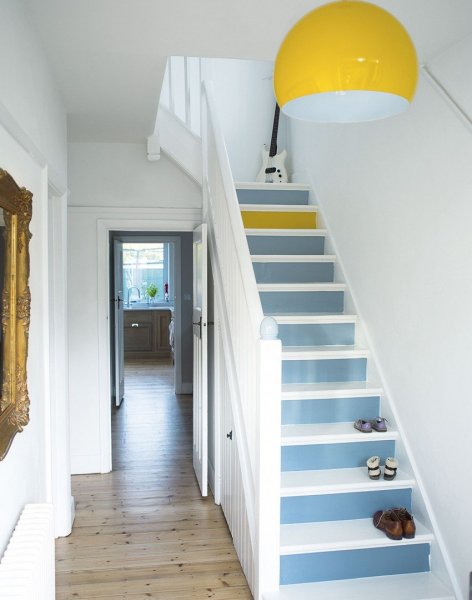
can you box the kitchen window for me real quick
[123,242,173,304]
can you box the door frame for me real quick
[48,188,74,537]
[96,214,200,473]
[192,223,208,497]
[110,233,182,398]
[112,239,125,407]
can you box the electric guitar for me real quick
[256,103,288,184]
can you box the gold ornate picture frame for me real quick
[0,169,32,460]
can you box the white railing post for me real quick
[256,317,282,600]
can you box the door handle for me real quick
[193,319,209,327]
[131,323,139,328]
[226,430,233,440]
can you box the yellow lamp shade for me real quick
[274,1,418,122]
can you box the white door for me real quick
[114,240,125,407]
[193,224,208,496]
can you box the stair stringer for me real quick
[297,172,460,599]
[156,104,203,185]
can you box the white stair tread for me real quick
[251,254,336,262]
[281,467,415,497]
[281,422,398,446]
[272,313,357,324]
[235,181,310,191]
[282,345,368,360]
[280,518,432,555]
[282,381,383,400]
[245,228,327,236]
[258,283,346,292]
[263,573,454,600]
[240,204,317,212]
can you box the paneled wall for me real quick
[212,299,254,592]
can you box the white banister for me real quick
[202,81,263,333]
[202,79,282,599]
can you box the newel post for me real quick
[255,317,282,599]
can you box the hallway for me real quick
[55,360,251,599]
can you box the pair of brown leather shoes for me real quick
[373,508,416,540]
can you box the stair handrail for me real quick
[202,80,264,333]
[202,80,282,599]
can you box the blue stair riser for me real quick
[280,544,431,585]
[253,262,334,284]
[282,358,367,384]
[282,396,380,425]
[260,291,344,314]
[282,440,396,471]
[237,188,309,205]
[247,235,325,256]
[278,323,355,346]
[281,489,412,524]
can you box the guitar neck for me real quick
[269,104,280,158]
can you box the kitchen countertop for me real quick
[124,304,174,312]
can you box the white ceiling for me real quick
[23,0,472,143]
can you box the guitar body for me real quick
[256,146,288,184]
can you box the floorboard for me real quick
[56,359,252,599]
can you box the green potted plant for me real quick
[146,283,158,304]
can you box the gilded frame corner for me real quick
[0,169,32,461]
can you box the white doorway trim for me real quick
[95,209,201,473]
[48,188,73,537]
[192,224,208,497]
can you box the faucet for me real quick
[127,286,141,307]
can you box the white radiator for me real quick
[0,504,55,599]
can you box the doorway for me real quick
[109,231,195,462]
[111,236,177,408]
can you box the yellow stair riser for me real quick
[241,211,317,229]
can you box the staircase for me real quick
[235,183,455,600]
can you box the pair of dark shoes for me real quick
[373,507,416,540]
[354,417,388,433]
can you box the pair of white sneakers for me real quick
[367,456,398,480]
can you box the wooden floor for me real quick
[56,359,252,599]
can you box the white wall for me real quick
[289,57,472,598]
[68,143,202,208]
[0,127,48,553]
[68,143,202,474]
[0,1,67,188]
[207,59,289,182]
[0,1,68,552]
[426,33,472,121]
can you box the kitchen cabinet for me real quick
[124,308,172,359]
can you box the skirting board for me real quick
[208,461,216,499]
[71,454,105,475]
[178,382,193,394]
[70,495,76,530]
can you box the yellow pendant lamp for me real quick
[274,1,418,122]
